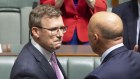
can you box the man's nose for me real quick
[57,29,64,37]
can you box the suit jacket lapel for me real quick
[39,58,57,79]
[28,42,57,79]
[102,46,127,64]
[63,0,77,13]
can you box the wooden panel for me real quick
[0,52,98,56]
[56,45,98,56]
[56,52,98,57]
[111,0,119,7]
[0,52,16,56]
[0,45,99,57]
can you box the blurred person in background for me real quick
[40,0,107,44]
[112,0,140,52]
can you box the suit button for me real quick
[74,15,79,19]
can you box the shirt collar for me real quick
[138,1,140,17]
[100,43,124,63]
[31,38,52,61]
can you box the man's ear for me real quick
[32,27,39,38]
[94,33,99,40]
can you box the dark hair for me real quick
[29,4,62,35]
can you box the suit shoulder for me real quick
[112,1,131,12]
[12,43,39,71]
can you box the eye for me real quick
[60,27,65,30]
[60,26,67,30]
[47,27,58,31]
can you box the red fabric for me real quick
[40,0,55,5]
[40,0,107,42]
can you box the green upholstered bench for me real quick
[0,56,100,79]
[0,56,16,79]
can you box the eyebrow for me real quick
[46,26,66,29]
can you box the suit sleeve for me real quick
[12,75,37,79]
[112,6,119,14]
[112,6,123,18]
[11,72,39,79]
[85,74,101,79]
[10,66,43,79]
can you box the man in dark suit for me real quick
[10,4,67,79]
[85,12,140,79]
[112,0,140,52]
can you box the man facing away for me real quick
[85,11,140,79]
[10,4,67,79]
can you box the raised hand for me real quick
[55,0,64,8]
[133,44,139,52]
[86,0,96,10]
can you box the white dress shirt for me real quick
[136,2,140,45]
[100,43,124,63]
[31,39,52,63]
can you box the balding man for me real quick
[85,12,140,79]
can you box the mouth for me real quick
[56,41,62,45]
[54,40,62,48]
[54,39,62,43]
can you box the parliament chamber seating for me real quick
[0,55,100,79]
[0,0,38,53]
[0,45,100,79]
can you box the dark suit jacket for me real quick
[112,1,140,51]
[10,42,67,79]
[85,46,140,79]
